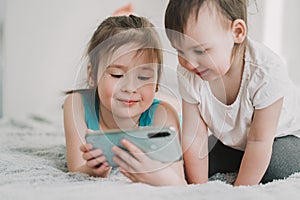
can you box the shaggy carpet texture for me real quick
[1,114,299,200]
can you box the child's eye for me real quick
[176,49,184,55]
[194,50,206,55]
[138,76,151,81]
[111,74,123,78]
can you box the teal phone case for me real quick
[85,126,182,167]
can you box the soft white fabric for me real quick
[1,114,300,200]
[178,38,300,151]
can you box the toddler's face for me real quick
[172,3,234,81]
[97,48,158,119]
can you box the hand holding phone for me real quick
[85,126,182,167]
[79,143,111,177]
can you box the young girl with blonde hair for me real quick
[64,15,184,185]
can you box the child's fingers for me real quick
[119,167,137,182]
[86,155,107,168]
[85,129,95,134]
[112,145,140,166]
[112,155,136,173]
[121,139,146,162]
[82,149,103,160]
[80,143,93,152]
[93,163,110,175]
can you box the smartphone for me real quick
[85,126,182,167]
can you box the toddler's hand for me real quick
[112,139,179,186]
[80,143,111,177]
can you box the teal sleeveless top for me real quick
[79,90,161,130]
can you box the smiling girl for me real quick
[63,15,183,183]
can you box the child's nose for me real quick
[121,75,137,93]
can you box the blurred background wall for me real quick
[0,0,4,117]
[1,0,169,117]
[0,0,299,117]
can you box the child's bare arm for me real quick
[182,100,209,184]
[153,101,186,183]
[64,93,110,177]
[234,98,283,186]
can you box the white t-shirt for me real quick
[178,38,300,151]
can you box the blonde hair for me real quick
[87,15,163,89]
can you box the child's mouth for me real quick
[195,68,209,78]
[118,99,139,106]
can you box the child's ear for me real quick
[87,64,96,87]
[231,19,247,44]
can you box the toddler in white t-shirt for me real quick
[165,0,300,186]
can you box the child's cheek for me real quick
[178,55,190,70]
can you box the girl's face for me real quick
[97,49,158,119]
[172,3,234,81]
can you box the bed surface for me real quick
[1,114,299,200]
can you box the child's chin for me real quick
[111,111,140,119]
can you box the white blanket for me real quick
[1,114,300,200]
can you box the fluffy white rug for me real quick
[1,114,300,200]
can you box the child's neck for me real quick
[99,103,140,130]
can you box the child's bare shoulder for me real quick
[157,101,178,114]
[64,92,84,112]
[153,100,180,129]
